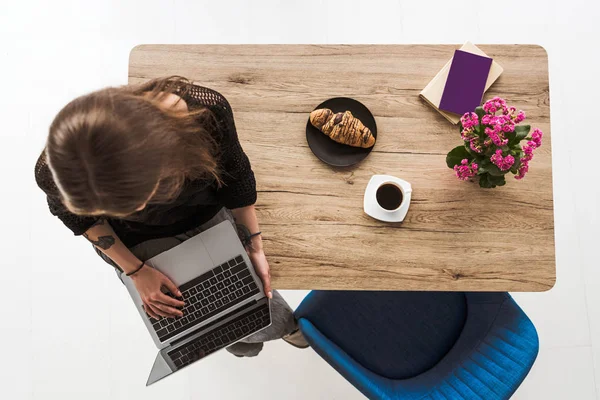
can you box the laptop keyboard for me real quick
[148,255,261,342]
[167,301,271,369]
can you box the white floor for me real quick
[1,0,599,399]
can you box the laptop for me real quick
[120,221,272,386]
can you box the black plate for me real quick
[306,97,377,167]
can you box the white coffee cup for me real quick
[364,175,412,222]
[376,181,407,212]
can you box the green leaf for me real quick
[478,174,495,188]
[466,146,485,159]
[481,158,507,177]
[475,106,486,120]
[488,174,506,186]
[507,128,528,147]
[446,146,472,169]
[509,146,523,159]
[487,163,506,176]
[513,125,531,142]
[512,155,521,170]
[479,173,505,189]
[465,146,476,157]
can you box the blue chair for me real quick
[295,292,538,400]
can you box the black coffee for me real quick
[376,183,403,210]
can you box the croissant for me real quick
[310,108,375,148]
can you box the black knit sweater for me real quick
[34,84,257,248]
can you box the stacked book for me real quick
[420,42,504,124]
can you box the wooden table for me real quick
[129,45,554,292]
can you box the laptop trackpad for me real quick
[146,234,215,287]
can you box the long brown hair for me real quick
[46,76,220,218]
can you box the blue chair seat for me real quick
[295,292,538,400]
[294,291,467,380]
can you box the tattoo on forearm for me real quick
[84,232,116,250]
[84,218,115,250]
[236,223,260,251]
[236,223,251,243]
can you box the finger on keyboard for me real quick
[160,293,186,308]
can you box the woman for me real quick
[34,77,306,357]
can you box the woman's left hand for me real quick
[248,249,272,299]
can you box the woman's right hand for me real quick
[131,266,185,319]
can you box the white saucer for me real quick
[363,175,412,223]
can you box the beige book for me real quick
[420,42,504,124]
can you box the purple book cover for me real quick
[439,50,493,115]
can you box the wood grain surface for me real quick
[129,45,554,291]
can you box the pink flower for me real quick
[504,154,515,168]
[523,143,534,159]
[502,123,515,133]
[485,127,508,146]
[469,137,483,153]
[460,112,479,129]
[515,137,541,180]
[454,159,478,181]
[496,114,508,124]
[490,150,502,163]
[481,110,514,145]
[515,163,529,180]
[456,97,540,183]
[461,127,475,141]
[483,97,507,114]
[490,149,516,171]
[502,106,526,123]
[531,128,543,147]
